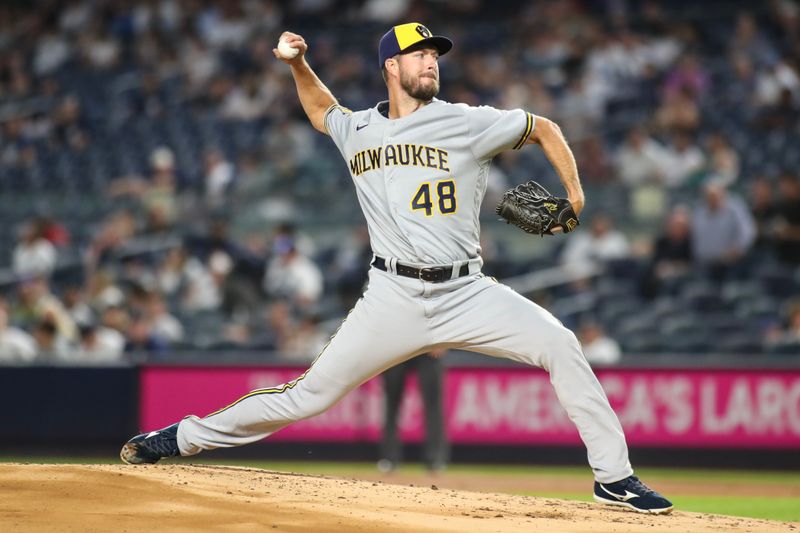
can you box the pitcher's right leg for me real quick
[122,269,430,463]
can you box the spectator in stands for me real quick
[263,233,323,309]
[124,311,167,355]
[12,219,57,277]
[755,86,800,130]
[663,53,710,102]
[561,213,631,275]
[107,147,178,233]
[723,54,758,117]
[615,127,669,187]
[730,12,775,66]
[13,276,76,343]
[62,284,93,326]
[655,87,700,133]
[661,132,706,187]
[614,126,670,221]
[147,291,184,344]
[86,270,125,311]
[578,321,621,365]
[100,305,130,336]
[204,148,235,206]
[331,225,372,308]
[86,210,138,269]
[0,300,37,363]
[704,133,740,187]
[754,58,799,108]
[691,180,756,279]
[770,172,800,265]
[36,216,70,248]
[32,318,71,361]
[155,246,221,313]
[75,322,126,363]
[246,299,293,352]
[749,176,777,253]
[640,205,694,298]
[280,312,327,363]
[765,299,800,350]
[220,72,270,120]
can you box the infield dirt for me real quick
[0,463,796,532]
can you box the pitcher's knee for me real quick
[542,326,583,362]
[290,386,342,420]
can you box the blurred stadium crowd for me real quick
[1,0,799,365]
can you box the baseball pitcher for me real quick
[121,23,672,515]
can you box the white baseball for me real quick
[277,37,299,59]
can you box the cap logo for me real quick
[415,25,432,38]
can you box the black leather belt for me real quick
[371,256,470,283]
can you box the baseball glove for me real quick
[495,180,580,236]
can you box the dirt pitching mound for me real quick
[0,464,793,532]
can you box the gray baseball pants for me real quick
[177,266,634,483]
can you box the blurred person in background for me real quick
[62,284,94,326]
[86,270,125,311]
[146,291,184,344]
[614,127,669,188]
[75,322,125,364]
[379,349,449,474]
[578,321,621,366]
[661,132,706,188]
[13,276,76,343]
[749,176,777,254]
[765,299,800,349]
[280,312,327,363]
[561,213,631,275]
[703,133,740,187]
[640,205,694,299]
[614,126,670,221]
[691,180,756,279]
[769,172,800,265]
[124,311,167,356]
[655,87,700,133]
[107,147,179,233]
[263,232,323,309]
[32,318,71,361]
[100,305,131,337]
[0,299,37,363]
[13,219,57,277]
[155,246,224,314]
[204,148,235,206]
[85,210,138,269]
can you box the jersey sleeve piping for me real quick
[513,112,534,150]
[323,103,352,135]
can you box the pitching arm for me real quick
[274,32,337,134]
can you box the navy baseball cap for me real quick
[378,23,453,69]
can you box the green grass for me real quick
[2,458,798,522]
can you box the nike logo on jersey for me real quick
[599,485,640,502]
[356,123,369,131]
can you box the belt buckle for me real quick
[420,266,445,282]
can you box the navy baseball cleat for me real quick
[593,475,673,514]
[120,422,181,464]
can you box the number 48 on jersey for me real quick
[411,179,457,217]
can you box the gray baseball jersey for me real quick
[324,99,533,264]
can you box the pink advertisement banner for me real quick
[140,367,800,448]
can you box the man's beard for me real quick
[400,70,439,101]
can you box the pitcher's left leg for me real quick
[436,277,632,483]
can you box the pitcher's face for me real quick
[397,47,440,101]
